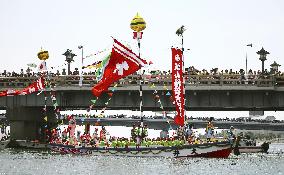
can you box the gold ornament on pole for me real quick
[37,47,49,61]
[130,13,146,32]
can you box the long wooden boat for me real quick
[49,141,232,158]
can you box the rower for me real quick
[206,117,214,142]
[131,124,136,140]
[142,124,148,140]
[185,124,194,144]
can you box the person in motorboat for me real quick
[228,126,236,143]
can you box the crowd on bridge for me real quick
[1,66,284,86]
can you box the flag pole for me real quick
[246,43,253,75]
[246,52,248,74]
[78,45,84,87]
[182,33,186,126]
[176,25,186,126]
[137,36,143,126]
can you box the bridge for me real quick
[1,74,284,141]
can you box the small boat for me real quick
[232,137,270,154]
[237,142,270,154]
[49,141,232,158]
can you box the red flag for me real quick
[92,39,147,97]
[0,77,45,97]
[19,77,45,95]
[38,61,47,72]
[171,48,184,126]
[133,32,143,39]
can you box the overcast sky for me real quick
[0,0,284,73]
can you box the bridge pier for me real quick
[6,107,57,141]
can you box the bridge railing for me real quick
[1,74,284,88]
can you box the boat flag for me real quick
[27,63,37,68]
[0,77,45,97]
[91,99,97,104]
[38,61,47,72]
[171,48,185,126]
[133,32,143,39]
[92,38,147,97]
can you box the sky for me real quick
[0,0,284,73]
[1,1,284,120]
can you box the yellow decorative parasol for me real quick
[37,48,49,61]
[130,13,146,32]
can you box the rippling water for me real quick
[0,144,284,175]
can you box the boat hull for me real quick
[0,140,9,149]
[49,142,232,158]
[237,146,264,153]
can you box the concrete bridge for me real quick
[1,74,284,141]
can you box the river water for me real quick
[0,143,284,175]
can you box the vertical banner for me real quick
[171,48,184,126]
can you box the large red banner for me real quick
[0,77,45,97]
[172,48,184,126]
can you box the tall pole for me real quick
[68,63,71,75]
[245,53,248,74]
[181,34,186,125]
[262,60,265,73]
[138,35,143,126]
[79,45,84,86]
[130,13,146,128]
[246,43,252,75]
[176,25,186,125]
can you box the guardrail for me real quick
[1,74,284,88]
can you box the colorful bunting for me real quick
[91,99,97,104]
[27,63,37,68]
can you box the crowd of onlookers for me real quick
[189,116,284,124]
[1,66,284,87]
[59,114,284,124]
[1,66,283,78]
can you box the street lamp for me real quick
[256,47,270,74]
[63,49,77,75]
[270,61,281,74]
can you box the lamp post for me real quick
[256,47,269,74]
[78,45,84,86]
[63,49,77,75]
[270,61,281,74]
[246,43,253,74]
